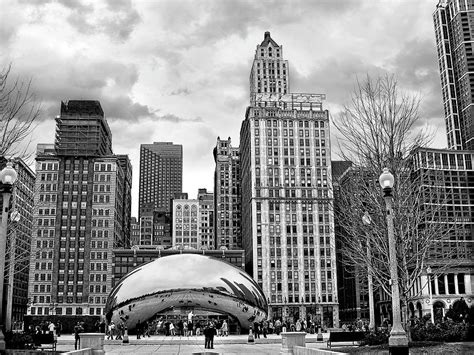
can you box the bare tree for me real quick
[0,64,41,160]
[333,75,460,322]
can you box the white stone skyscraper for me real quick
[249,31,290,105]
[240,32,339,326]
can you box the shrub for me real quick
[410,318,469,342]
[363,328,389,345]
[4,331,35,349]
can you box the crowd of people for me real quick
[340,318,371,332]
[26,320,62,337]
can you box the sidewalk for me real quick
[56,332,329,354]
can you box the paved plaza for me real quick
[56,333,329,354]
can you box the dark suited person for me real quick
[208,322,217,349]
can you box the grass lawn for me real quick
[331,342,474,354]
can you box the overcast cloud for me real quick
[1,0,445,216]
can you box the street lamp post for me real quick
[5,210,20,332]
[362,212,375,330]
[426,266,434,324]
[379,168,408,355]
[0,162,18,351]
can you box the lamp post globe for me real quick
[379,167,408,354]
[0,162,18,187]
[379,167,394,195]
[0,161,18,351]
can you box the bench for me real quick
[33,333,57,351]
[327,331,365,348]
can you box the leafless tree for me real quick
[0,64,41,160]
[332,74,459,321]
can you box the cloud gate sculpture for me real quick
[105,254,268,330]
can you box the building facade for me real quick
[139,142,182,216]
[406,147,473,321]
[138,203,172,247]
[249,31,290,104]
[197,188,215,250]
[27,100,132,318]
[434,0,474,150]
[172,197,200,249]
[240,33,339,327]
[0,158,35,326]
[112,248,245,287]
[130,217,140,246]
[213,138,241,249]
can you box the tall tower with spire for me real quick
[240,32,338,327]
[249,31,290,105]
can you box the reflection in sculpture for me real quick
[105,254,267,330]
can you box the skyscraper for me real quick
[240,32,338,326]
[406,147,473,320]
[27,100,132,320]
[249,31,290,105]
[213,137,241,249]
[434,0,474,150]
[139,142,183,216]
[55,101,113,156]
[0,158,35,327]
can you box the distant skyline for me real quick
[1,0,445,216]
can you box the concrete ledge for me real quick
[281,332,306,354]
[63,349,92,355]
[294,346,347,355]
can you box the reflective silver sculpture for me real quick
[105,254,267,330]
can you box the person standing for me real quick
[221,320,228,337]
[204,323,210,349]
[187,320,194,336]
[253,321,260,339]
[136,320,142,339]
[208,322,217,349]
[274,318,281,335]
[48,321,56,336]
[262,320,268,338]
[74,322,84,350]
[57,321,62,337]
[108,321,116,340]
[116,322,123,340]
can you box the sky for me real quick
[1,0,446,217]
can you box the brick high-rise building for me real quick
[240,32,338,326]
[27,100,132,321]
[434,0,474,150]
[213,137,241,249]
[139,142,182,216]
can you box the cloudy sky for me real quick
[1,0,445,216]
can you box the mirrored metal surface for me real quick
[105,254,267,330]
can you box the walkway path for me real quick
[56,332,329,354]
